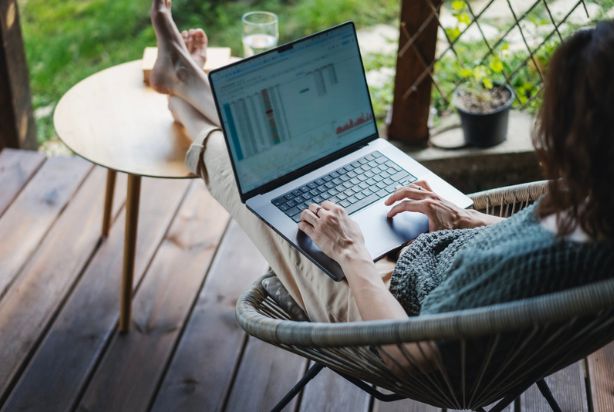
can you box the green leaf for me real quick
[457,12,471,25]
[489,57,504,74]
[459,68,473,78]
[446,27,461,41]
[483,78,494,89]
[451,0,465,11]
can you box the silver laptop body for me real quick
[209,22,472,281]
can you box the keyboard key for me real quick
[372,151,383,158]
[359,182,368,190]
[344,188,355,196]
[325,181,335,189]
[280,203,290,211]
[329,188,340,196]
[284,194,293,201]
[345,193,380,215]
[377,189,388,198]
[363,188,373,196]
[315,178,324,185]
[355,192,365,200]
[272,197,284,206]
[347,196,358,204]
[322,175,332,182]
[330,171,340,178]
[350,178,360,185]
[307,182,317,189]
[340,200,351,207]
[286,199,297,208]
[287,206,300,216]
[358,158,368,164]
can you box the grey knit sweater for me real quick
[389,202,614,316]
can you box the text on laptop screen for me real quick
[211,24,377,194]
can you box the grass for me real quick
[18,0,400,145]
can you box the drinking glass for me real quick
[242,11,278,57]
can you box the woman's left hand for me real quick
[298,201,370,263]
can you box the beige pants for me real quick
[197,131,395,322]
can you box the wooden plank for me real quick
[0,155,91,300]
[587,342,614,412]
[78,183,229,412]
[0,149,45,216]
[225,337,307,412]
[374,398,440,412]
[1,177,190,412]
[150,220,268,412]
[520,361,588,411]
[0,0,37,149]
[299,366,371,412]
[0,166,125,403]
[387,0,442,145]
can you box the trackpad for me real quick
[357,201,429,258]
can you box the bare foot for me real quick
[150,0,205,95]
[181,29,208,68]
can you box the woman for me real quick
[150,0,613,327]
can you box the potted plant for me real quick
[453,57,515,148]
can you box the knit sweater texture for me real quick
[389,202,614,316]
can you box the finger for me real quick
[387,199,428,218]
[384,186,429,206]
[298,222,315,237]
[308,203,320,214]
[413,180,433,192]
[301,209,318,226]
[320,200,338,210]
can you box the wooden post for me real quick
[387,0,442,146]
[0,0,37,150]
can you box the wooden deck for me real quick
[0,148,612,412]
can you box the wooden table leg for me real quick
[119,174,141,333]
[101,169,117,237]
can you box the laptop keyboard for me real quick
[272,151,417,222]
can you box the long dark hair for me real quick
[534,20,614,240]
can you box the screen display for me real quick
[210,24,377,195]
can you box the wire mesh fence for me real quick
[396,0,608,123]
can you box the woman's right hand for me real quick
[384,180,497,231]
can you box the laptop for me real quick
[209,22,472,281]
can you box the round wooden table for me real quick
[54,60,195,332]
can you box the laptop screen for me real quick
[209,23,377,196]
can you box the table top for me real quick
[54,60,195,178]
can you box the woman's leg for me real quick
[153,0,395,322]
[169,97,398,322]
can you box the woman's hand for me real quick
[298,201,370,263]
[384,180,502,231]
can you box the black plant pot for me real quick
[455,85,515,148]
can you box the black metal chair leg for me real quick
[271,363,325,412]
[536,379,562,412]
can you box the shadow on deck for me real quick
[0,149,611,412]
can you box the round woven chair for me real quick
[236,181,614,412]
